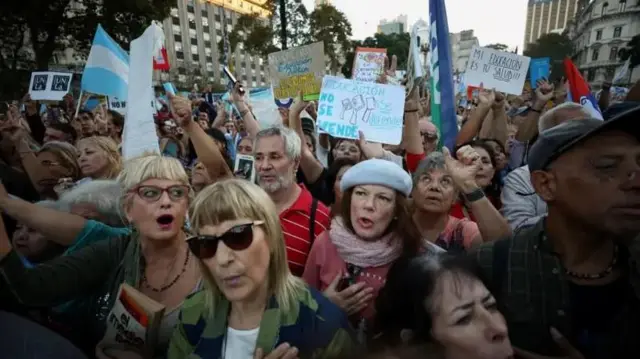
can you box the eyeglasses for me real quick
[187,221,263,259]
[132,185,189,202]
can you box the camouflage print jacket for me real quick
[167,285,356,359]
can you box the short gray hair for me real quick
[253,126,301,160]
[58,180,124,227]
[538,103,591,133]
[412,151,446,186]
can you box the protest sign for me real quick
[351,48,386,82]
[529,57,550,88]
[122,23,161,160]
[249,87,281,127]
[316,76,404,145]
[28,72,73,101]
[406,26,425,91]
[268,42,325,101]
[108,97,127,115]
[464,46,530,95]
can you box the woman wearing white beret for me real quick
[302,159,432,344]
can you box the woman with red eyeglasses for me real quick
[0,155,202,358]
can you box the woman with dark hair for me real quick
[325,157,358,214]
[373,254,513,359]
[303,159,422,343]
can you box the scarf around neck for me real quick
[329,216,402,268]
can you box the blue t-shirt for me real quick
[64,219,130,255]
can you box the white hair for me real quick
[538,102,591,133]
[58,180,124,227]
[253,125,302,160]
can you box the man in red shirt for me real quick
[254,126,330,276]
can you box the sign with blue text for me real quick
[464,46,531,95]
[316,76,405,145]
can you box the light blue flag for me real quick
[81,25,130,99]
[429,0,458,150]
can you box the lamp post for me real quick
[279,0,288,49]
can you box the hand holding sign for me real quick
[168,93,193,128]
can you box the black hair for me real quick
[373,254,488,350]
[107,110,124,136]
[48,122,77,143]
[325,157,358,205]
[77,110,93,119]
[455,139,502,199]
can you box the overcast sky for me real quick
[301,0,528,50]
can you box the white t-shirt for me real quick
[223,327,260,359]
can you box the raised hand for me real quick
[442,146,481,190]
[478,87,496,105]
[168,93,193,128]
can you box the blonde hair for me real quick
[189,178,305,314]
[38,141,81,180]
[77,136,122,179]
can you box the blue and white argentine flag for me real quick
[81,25,130,99]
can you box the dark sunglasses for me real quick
[187,221,264,259]
[132,185,189,202]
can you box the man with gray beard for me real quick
[253,126,330,276]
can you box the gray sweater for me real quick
[500,165,548,231]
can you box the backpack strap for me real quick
[308,198,319,247]
[491,238,510,294]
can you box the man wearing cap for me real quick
[475,107,640,358]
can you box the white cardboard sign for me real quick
[463,46,531,95]
[28,72,73,101]
[108,97,127,115]
[352,48,386,83]
[316,76,405,145]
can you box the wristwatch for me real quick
[463,188,485,203]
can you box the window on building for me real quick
[216,22,222,30]
[204,41,211,49]
[203,26,210,33]
[596,29,603,40]
[587,70,595,82]
[251,63,256,69]
[619,0,626,11]
[192,54,199,62]
[171,8,179,17]
[178,67,187,75]
[172,25,181,34]
[187,5,194,13]
[614,26,622,38]
[191,45,198,54]
[203,32,210,41]
[174,34,181,42]
[188,13,195,22]
[172,17,180,25]
[205,48,212,56]
[216,30,222,37]
[179,74,187,82]
[189,29,197,38]
[201,9,208,17]
[191,38,198,45]
[206,56,213,63]
[175,42,183,52]
[202,17,209,27]
[215,14,221,22]
[189,21,196,30]
[601,2,608,15]
[177,51,184,60]
[252,81,257,87]
[592,48,600,61]
[610,46,618,60]
[252,76,257,82]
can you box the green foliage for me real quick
[341,32,411,77]
[309,4,353,73]
[523,33,573,82]
[485,43,509,51]
[271,0,311,48]
[217,13,279,63]
[618,34,640,68]
[0,0,172,99]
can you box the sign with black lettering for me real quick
[108,97,127,115]
[463,46,531,95]
[28,71,73,101]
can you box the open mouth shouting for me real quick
[156,214,175,230]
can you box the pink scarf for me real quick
[329,217,403,268]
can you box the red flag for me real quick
[563,57,603,120]
[153,47,170,71]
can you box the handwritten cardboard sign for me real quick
[352,48,386,82]
[316,76,405,145]
[268,42,325,101]
[464,46,531,95]
[28,72,73,101]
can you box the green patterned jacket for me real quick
[167,285,355,359]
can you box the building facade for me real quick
[161,0,272,89]
[450,30,479,74]
[377,15,409,35]
[567,0,640,88]
[524,0,579,49]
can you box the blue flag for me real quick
[429,0,458,150]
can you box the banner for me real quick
[351,48,386,82]
[28,72,73,101]
[464,46,531,95]
[268,42,325,101]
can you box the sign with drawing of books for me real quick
[101,283,165,358]
[463,46,531,95]
[268,42,325,101]
[351,48,386,82]
[316,76,405,145]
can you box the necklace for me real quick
[565,244,618,280]
[142,246,190,293]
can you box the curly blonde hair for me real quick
[77,136,122,179]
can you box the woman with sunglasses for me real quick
[168,179,355,359]
[0,155,202,358]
